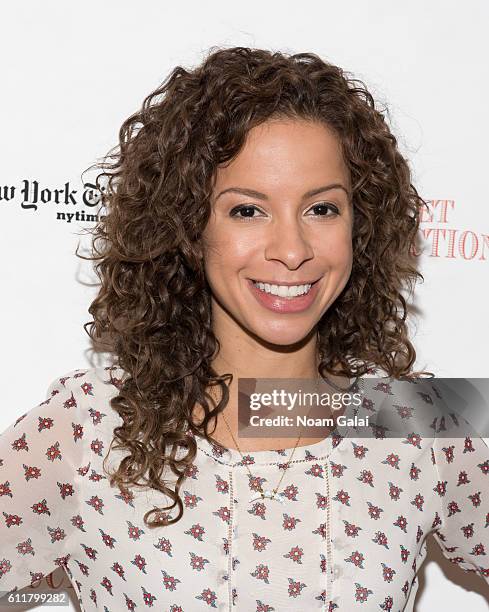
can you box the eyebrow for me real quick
[214,183,351,202]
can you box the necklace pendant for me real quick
[249,489,286,504]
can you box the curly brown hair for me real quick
[79,45,428,528]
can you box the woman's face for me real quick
[202,118,353,347]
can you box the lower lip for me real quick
[247,279,321,313]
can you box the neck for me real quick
[190,313,351,451]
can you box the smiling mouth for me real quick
[249,278,320,298]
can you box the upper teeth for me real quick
[253,281,312,297]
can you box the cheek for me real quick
[209,232,260,266]
[203,232,257,284]
[317,231,353,268]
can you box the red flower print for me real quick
[478,459,489,475]
[81,543,97,560]
[315,492,328,510]
[185,522,205,541]
[394,515,408,533]
[381,562,396,582]
[131,554,148,573]
[403,432,422,450]
[126,520,145,540]
[351,442,368,459]
[416,525,423,543]
[124,592,137,610]
[189,551,210,571]
[367,501,383,520]
[161,569,181,591]
[283,513,301,530]
[0,480,12,497]
[469,491,481,507]
[358,469,374,487]
[283,546,304,564]
[11,432,29,452]
[329,461,346,477]
[154,536,172,556]
[434,480,447,497]
[312,522,329,540]
[354,582,373,602]
[345,550,365,568]
[16,537,34,556]
[409,462,421,480]
[183,490,202,509]
[394,405,413,419]
[250,563,270,584]
[388,482,402,500]
[382,453,400,469]
[333,489,351,506]
[47,526,66,543]
[57,481,74,500]
[457,470,470,486]
[214,474,229,493]
[212,506,231,524]
[86,495,104,515]
[287,576,307,598]
[46,441,62,461]
[3,512,22,528]
[252,533,271,552]
[380,595,394,610]
[38,416,54,432]
[111,561,126,579]
[80,381,94,396]
[411,493,424,511]
[141,585,157,607]
[195,587,217,607]
[442,445,455,463]
[447,500,461,517]
[470,543,486,556]
[305,463,324,478]
[343,520,362,538]
[282,483,299,501]
[72,423,84,442]
[372,531,389,549]
[90,438,104,457]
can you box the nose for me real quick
[263,216,314,269]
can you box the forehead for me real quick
[213,118,349,191]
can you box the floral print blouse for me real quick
[0,366,488,611]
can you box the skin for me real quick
[197,117,354,451]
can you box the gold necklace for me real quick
[217,377,322,505]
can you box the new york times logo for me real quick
[0,179,105,222]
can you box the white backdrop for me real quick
[1,1,488,609]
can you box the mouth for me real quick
[248,277,321,298]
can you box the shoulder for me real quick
[45,365,126,400]
[42,365,127,431]
[359,374,459,441]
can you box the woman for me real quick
[1,46,488,611]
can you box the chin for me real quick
[248,321,317,347]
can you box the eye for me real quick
[229,204,265,221]
[228,201,340,222]
[307,202,340,217]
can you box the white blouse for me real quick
[1,366,488,611]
